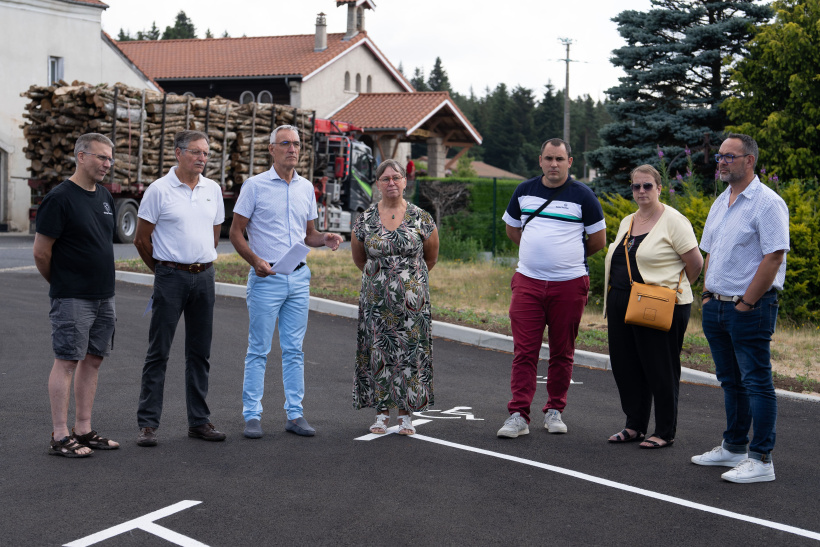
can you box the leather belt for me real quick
[158,261,213,274]
[711,293,740,302]
[269,261,306,271]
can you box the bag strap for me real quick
[522,181,570,231]
[623,215,686,293]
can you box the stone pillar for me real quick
[427,136,445,178]
[289,81,301,108]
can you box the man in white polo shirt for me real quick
[133,130,226,447]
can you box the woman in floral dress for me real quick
[351,159,439,435]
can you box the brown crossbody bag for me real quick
[623,216,685,332]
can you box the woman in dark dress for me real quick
[351,159,439,436]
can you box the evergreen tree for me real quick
[587,0,772,196]
[410,67,429,91]
[221,30,230,38]
[724,0,820,182]
[532,82,563,144]
[205,28,214,39]
[145,21,161,40]
[427,57,452,92]
[117,29,133,41]
[162,11,197,40]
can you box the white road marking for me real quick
[408,433,820,542]
[0,265,37,272]
[64,500,209,547]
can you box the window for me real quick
[366,75,372,93]
[257,90,273,103]
[48,56,64,86]
[344,71,350,91]
[239,91,255,104]
[355,73,361,93]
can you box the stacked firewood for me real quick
[21,81,315,191]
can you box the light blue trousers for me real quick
[242,266,310,421]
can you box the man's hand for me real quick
[323,232,343,251]
[253,257,274,278]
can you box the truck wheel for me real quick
[114,202,138,244]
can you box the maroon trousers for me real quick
[507,272,589,422]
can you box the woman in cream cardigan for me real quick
[603,165,703,449]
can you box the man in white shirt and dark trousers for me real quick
[134,130,226,447]
[231,124,342,440]
[692,133,789,483]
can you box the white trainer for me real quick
[544,409,567,434]
[691,442,747,467]
[721,458,776,483]
[497,412,529,438]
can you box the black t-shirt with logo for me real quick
[35,180,115,299]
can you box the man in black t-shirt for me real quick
[33,133,120,458]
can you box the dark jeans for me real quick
[702,292,779,460]
[607,289,690,441]
[137,264,216,428]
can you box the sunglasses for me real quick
[631,183,655,191]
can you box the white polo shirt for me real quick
[138,166,225,263]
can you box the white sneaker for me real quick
[544,409,567,434]
[691,442,747,467]
[721,458,775,483]
[497,412,529,438]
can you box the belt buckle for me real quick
[189,263,201,273]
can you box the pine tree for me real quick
[587,0,772,196]
[205,28,214,39]
[162,11,197,40]
[724,0,820,182]
[117,29,133,41]
[145,22,160,40]
[410,67,429,91]
[427,57,452,92]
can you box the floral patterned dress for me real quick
[352,203,435,411]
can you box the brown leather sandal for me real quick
[49,434,93,458]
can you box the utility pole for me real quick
[558,37,573,144]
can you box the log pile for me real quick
[21,81,315,192]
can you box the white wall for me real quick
[301,40,406,118]
[0,0,155,232]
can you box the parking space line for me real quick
[410,434,820,542]
[64,500,207,547]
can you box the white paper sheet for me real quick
[271,242,310,274]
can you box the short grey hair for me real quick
[540,138,571,157]
[724,133,759,167]
[174,130,209,151]
[74,133,114,157]
[270,125,300,144]
[375,159,406,180]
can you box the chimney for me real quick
[344,3,357,41]
[314,12,327,52]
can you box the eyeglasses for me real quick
[714,153,751,164]
[631,182,655,191]
[378,175,404,184]
[82,151,115,165]
[184,149,210,159]
[274,141,301,149]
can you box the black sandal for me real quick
[608,429,644,443]
[49,434,93,458]
[639,437,675,449]
[73,429,119,450]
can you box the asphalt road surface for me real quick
[2,270,819,546]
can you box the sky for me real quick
[100,0,654,103]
